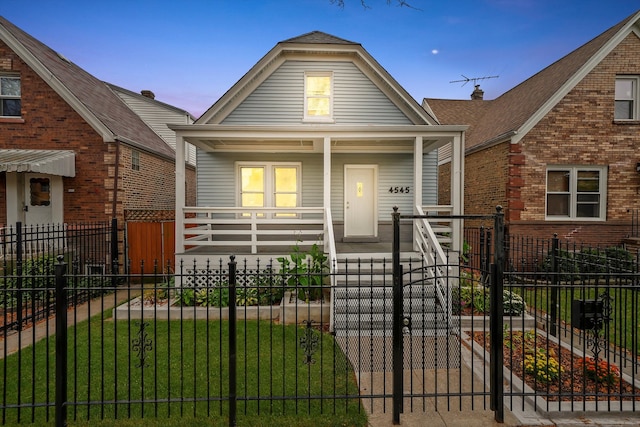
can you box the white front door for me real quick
[24,173,54,225]
[344,165,377,238]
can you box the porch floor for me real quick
[178,240,414,258]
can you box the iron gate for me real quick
[387,207,506,424]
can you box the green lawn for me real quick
[1,315,366,426]
[517,284,639,355]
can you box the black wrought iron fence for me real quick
[1,226,639,427]
[0,220,116,334]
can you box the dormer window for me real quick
[304,72,333,122]
[0,75,21,117]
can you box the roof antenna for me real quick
[449,74,499,86]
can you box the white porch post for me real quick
[450,132,464,253]
[323,136,331,252]
[413,136,423,211]
[413,136,423,251]
[175,133,186,255]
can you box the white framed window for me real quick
[546,166,607,221]
[237,162,300,218]
[0,75,21,117]
[614,76,639,120]
[304,72,333,122]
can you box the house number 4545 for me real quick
[388,186,410,194]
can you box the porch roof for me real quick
[0,149,76,177]
[169,124,467,153]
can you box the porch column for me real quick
[323,136,332,253]
[323,136,331,210]
[413,136,423,252]
[175,133,185,255]
[413,136,423,211]
[450,132,464,253]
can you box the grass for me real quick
[1,314,366,426]
[516,284,639,355]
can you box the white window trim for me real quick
[236,161,301,218]
[303,71,334,123]
[545,165,607,221]
[614,76,639,121]
[0,75,21,118]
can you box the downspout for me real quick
[112,139,121,219]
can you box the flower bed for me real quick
[471,329,640,402]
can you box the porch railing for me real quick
[412,206,455,326]
[421,204,460,252]
[180,207,328,254]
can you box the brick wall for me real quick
[514,33,640,244]
[0,40,193,227]
[0,40,112,224]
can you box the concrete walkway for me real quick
[347,330,640,427]
[1,289,132,358]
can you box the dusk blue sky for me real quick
[2,1,638,118]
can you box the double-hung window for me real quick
[238,162,300,217]
[304,72,333,122]
[0,75,21,117]
[615,76,639,120]
[546,166,606,220]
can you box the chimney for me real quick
[140,90,155,100]
[471,85,484,100]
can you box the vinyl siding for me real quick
[114,90,196,165]
[222,60,412,125]
[422,150,439,205]
[197,150,438,221]
[196,151,323,207]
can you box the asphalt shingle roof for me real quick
[280,31,358,45]
[425,11,638,151]
[0,16,176,159]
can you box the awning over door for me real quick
[0,149,76,177]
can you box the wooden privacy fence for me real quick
[125,221,175,274]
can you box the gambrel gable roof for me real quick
[425,10,640,152]
[0,16,176,159]
[197,30,438,125]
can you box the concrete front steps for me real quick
[332,253,458,337]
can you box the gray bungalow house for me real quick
[172,32,466,270]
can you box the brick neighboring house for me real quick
[0,16,196,231]
[426,10,640,246]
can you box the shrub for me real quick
[277,242,328,302]
[175,288,196,306]
[541,249,580,281]
[236,286,258,306]
[543,246,636,280]
[503,290,526,316]
[454,280,526,316]
[0,255,56,307]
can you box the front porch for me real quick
[173,205,458,267]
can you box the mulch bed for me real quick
[471,331,640,401]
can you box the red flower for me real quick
[576,357,620,385]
